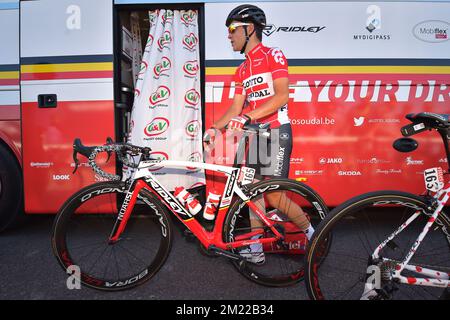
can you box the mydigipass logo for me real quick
[263,24,325,36]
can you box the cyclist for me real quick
[204,4,314,264]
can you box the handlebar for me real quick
[72,137,152,181]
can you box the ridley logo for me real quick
[263,24,326,36]
[158,31,172,50]
[183,33,198,51]
[185,89,200,106]
[186,120,200,137]
[149,86,171,106]
[183,60,199,77]
[181,11,196,26]
[153,57,171,78]
[144,117,170,137]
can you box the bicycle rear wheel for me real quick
[223,179,328,287]
[306,191,450,300]
[52,181,172,291]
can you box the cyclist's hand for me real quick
[203,127,218,145]
[227,115,250,131]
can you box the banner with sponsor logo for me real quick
[129,9,205,191]
[204,2,450,206]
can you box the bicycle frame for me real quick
[108,157,284,252]
[371,181,450,289]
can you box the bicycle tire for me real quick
[222,179,329,287]
[306,190,450,300]
[52,181,173,291]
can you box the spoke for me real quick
[326,250,369,262]
[112,246,121,281]
[102,248,115,280]
[116,243,149,265]
[338,279,363,300]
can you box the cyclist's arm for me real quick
[212,93,247,130]
[245,77,289,121]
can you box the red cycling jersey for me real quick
[234,43,290,128]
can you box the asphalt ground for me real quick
[0,215,309,300]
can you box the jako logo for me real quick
[338,171,362,176]
[354,117,365,126]
[181,11,196,26]
[153,57,171,78]
[149,86,171,106]
[53,174,70,181]
[186,120,200,137]
[413,20,449,43]
[185,89,200,106]
[183,60,199,77]
[319,157,343,164]
[158,31,172,50]
[183,33,198,50]
[144,117,170,137]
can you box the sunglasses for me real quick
[227,22,251,34]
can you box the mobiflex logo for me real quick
[413,20,449,43]
[181,10,196,26]
[183,33,198,51]
[186,120,200,138]
[149,86,171,107]
[185,89,200,108]
[158,31,172,51]
[153,57,171,78]
[144,117,170,137]
[183,60,199,77]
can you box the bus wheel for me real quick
[0,143,23,232]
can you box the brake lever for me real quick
[105,137,114,163]
[72,149,80,174]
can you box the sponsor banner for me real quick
[205,2,450,60]
[129,10,205,191]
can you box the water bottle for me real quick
[202,189,221,221]
[174,186,201,215]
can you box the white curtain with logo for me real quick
[128,9,205,191]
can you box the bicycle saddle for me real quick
[406,112,449,129]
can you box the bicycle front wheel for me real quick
[223,179,329,287]
[306,191,450,300]
[52,181,172,291]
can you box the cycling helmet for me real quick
[225,5,266,54]
[225,4,266,27]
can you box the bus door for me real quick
[20,0,115,213]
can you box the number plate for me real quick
[423,167,444,192]
[239,166,256,186]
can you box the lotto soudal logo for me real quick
[186,120,200,138]
[144,117,170,137]
[30,162,53,168]
[148,151,169,172]
[354,5,391,40]
[158,31,172,51]
[186,152,202,171]
[149,86,170,107]
[185,89,200,109]
[357,157,391,164]
[319,157,343,164]
[183,33,198,51]
[153,57,171,78]
[413,20,449,43]
[183,60,199,77]
[263,24,326,37]
[161,10,174,25]
[338,171,362,176]
[181,11,196,26]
